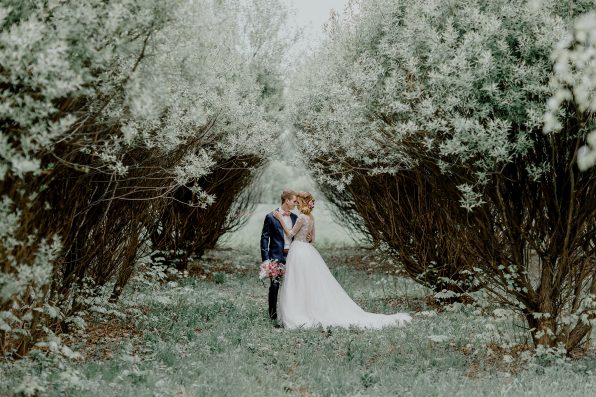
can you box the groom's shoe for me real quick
[268,303,277,320]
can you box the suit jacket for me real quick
[260,209,297,262]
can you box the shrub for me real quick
[290,0,595,352]
[0,0,288,357]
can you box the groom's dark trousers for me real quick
[267,250,287,319]
[261,210,297,320]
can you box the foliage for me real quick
[148,158,263,272]
[547,11,596,171]
[220,202,363,248]
[0,0,288,357]
[254,159,319,204]
[289,0,596,352]
[1,250,595,396]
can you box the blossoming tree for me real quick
[290,0,595,352]
[0,0,288,356]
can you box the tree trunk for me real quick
[527,315,557,347]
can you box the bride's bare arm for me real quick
[273,211,304,237]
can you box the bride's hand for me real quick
[272,210,283,221]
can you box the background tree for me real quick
[0,0,288,357]
[289,0,595,352]
[547,11,596,172]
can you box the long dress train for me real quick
[278,214,412,330]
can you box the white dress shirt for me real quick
[279,208,293,249]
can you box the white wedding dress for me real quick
[278,213,412,330]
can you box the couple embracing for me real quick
[260,190,412,330]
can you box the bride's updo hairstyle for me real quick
[296,191,315,215]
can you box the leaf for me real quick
[0,318,11,332]
[44,304,61,319]
[428,334,451,343]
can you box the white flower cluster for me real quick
[110,0,282,162]
[1,0,284,185]
[547,12,596,170]
[289,0,589,189]
[0,197,62,343]
[289,0,595,351]
[0,0,289,356]
[0,0,167,179]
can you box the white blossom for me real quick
[548,12,596,170]
[290,0,572,191]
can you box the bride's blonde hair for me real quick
[296,191,315,215]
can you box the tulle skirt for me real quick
[278,241,412,330]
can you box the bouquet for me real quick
[259,259,285,281]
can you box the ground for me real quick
[1,245,594,397]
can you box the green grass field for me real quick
[1,246,594,397]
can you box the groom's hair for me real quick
[281,190,297,205]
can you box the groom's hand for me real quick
[307,233,312,243]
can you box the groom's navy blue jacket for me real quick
[260,210,297,263]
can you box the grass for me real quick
[1,246,594,397]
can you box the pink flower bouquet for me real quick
[259,259,286,280]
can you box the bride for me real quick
[273,191,412,330]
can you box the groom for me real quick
[260,190,299,320]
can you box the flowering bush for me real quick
[290,0,596,352]
[546,12,596,171]
[0,0,289,357]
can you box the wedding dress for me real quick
[278,213,412,330]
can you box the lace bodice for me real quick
[288,214,314,243]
